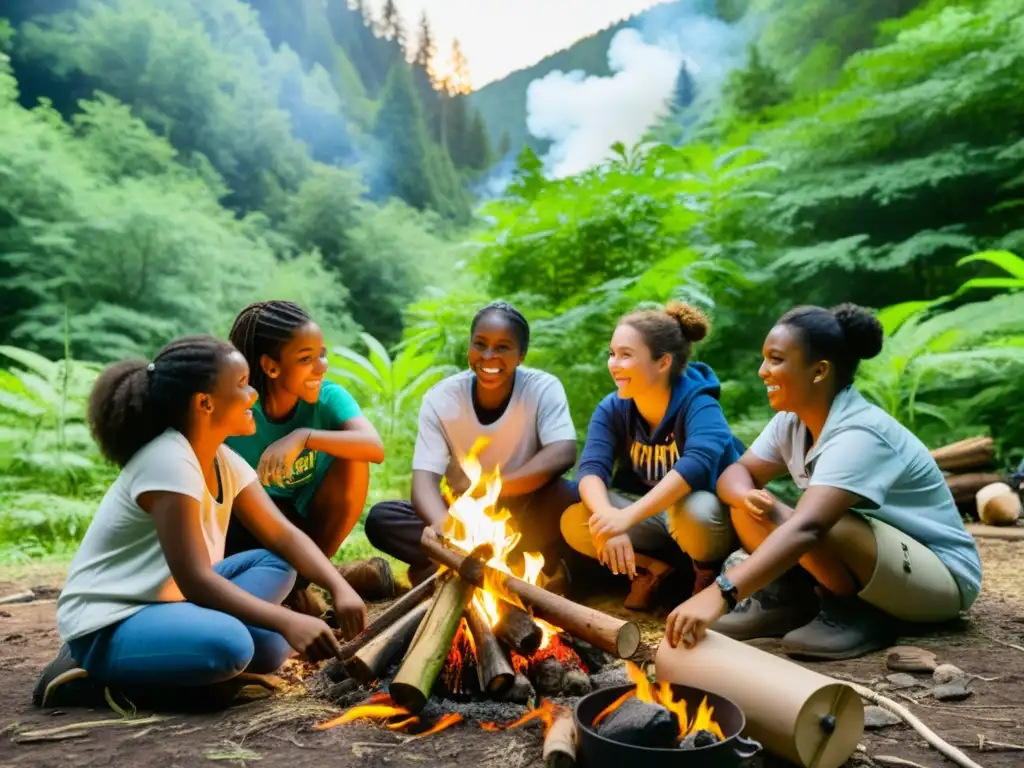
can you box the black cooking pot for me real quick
[574,683,762,768]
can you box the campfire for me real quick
[312,442,641,761]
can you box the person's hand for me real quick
[743,488,775,517]
[588,503,633,541]
[330,583,367,641]
[598,533,637,578]
[665,586,728,649]
[257,429,311,487]
[280,612,343,663]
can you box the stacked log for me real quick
[931,437,1002,513]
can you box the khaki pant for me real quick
[559,490,736,565]
[858,517,963,622]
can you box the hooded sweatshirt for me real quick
[577,362,744,497]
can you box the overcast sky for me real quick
[385,0,667,88]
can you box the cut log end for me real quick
[388,682,428,714]
[543,711,578,768]
[616,622,642,659]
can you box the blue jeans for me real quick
[68,549,296,687]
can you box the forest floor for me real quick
[2,538,1023,768]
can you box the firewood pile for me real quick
[933,436,1021,525]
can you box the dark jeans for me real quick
[68,549,295,687]
[365,477,580,573]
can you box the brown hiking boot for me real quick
[338,557,397,601]
[781,590,896,661]
[407,562,438,588]
[623,568,670,611]
[284,584,330,617]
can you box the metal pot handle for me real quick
[733,735,762,760]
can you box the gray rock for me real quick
[884,673,922,689]
[863,706,901,730]
[933,664,967,685]
[563,669,592,697]
[932,680,972,702]
[590,665,630,690]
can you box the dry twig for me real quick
[978,734,1024,752]
[890,691,1015,723]
[979,632,1024,654]
[848,682,984,768]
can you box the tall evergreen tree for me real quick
[412,10,440,141]
[378,0,406,54]
[499,130,511,158]
[465,109,493,170]
[673,62,696,110]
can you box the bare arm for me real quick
[411,469,450,530]
[142,490,297,635]
[304,415,385,464]
[716,451,786,508]
[579,474,614,516]
[499,440,577,497]
[621,470,691,526]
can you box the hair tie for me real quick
[147,362,156,373]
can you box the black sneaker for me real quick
[32,644,98,708]
[781,590,895,661]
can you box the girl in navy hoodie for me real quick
[560,301,743,610]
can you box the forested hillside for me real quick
[2,0,1023,564]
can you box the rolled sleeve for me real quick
[670,395,734,492]
[808,427,905,508]
[320,382,362,428]
[749,413,788,465]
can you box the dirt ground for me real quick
[2,540,1023,768]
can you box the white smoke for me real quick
[524,3,751,179]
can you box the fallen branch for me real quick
[979,632,1024,654]
[345,601,429,683]
[11,714,167,743]
[978,735,1024,752]
[965,523,1024,541]
[0,590,34,605]
[848,682,983,768]
[890,692,1014,723]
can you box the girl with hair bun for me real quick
[666,303,983,660]
[34,336,367,710]
[563,301,745,611]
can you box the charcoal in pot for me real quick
[679,729,722,750]
[596,697,678,748]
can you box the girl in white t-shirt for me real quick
[33,335,367,709]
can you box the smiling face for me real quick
[204,350,258,436]
[467,312,524,393]
[261,321,328,405]
[608,323,671,400]
[759,323,829,412]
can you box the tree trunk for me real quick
[931,437,995,473]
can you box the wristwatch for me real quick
[716,574,739,610]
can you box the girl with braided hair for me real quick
[666,303,982,660]
[562,301,744,611]
[34,336,366,709]
[224,301,394,608]
[365,301,580,589]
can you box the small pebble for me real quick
[932,664,966,685]
[932,680,972,702]
[563,669,592,697]
[863,706,901,730]
[679,730,721,750]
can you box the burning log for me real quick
[339,572,439,660]
[494,601,543,656]
[501,673,535,704]
[440,618,480,698]
[466,601,515,697]
[345,601,429,684]
[542,708,578,768]
[931,437,994,473]
[390,571,476,713]
[421,529,641,659]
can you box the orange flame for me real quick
[409,713,464,739]
[313,694,464,739]
[479,698,565,736]
[594,663,726,742]
[442,440,558,634]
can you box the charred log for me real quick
[596,697,678,749]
